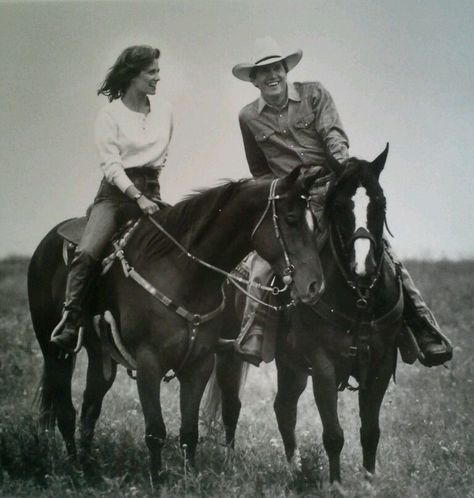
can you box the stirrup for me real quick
[417,344,452,367]
[233,342,262,367]
[216,338,237,352]
[50,314,85,354]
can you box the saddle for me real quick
[57,198,172,245]
[57,216,88,246]
[57,199,171,264]
[55,217,142,376]
[57,217,139,270]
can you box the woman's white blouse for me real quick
[94,95,173,193]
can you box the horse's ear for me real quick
[299,168,323,193]
[288,165,302,184]
[281,165,303,189]
[372,143,389,178]
[325,153,345,178]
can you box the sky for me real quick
[0,0,473,260]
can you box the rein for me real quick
[146,178,298,310]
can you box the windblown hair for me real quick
[97,45,161,101]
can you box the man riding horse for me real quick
[232,36,451,368]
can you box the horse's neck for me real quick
[135,184,266,300]
[183,193,260,283]
[319,241,356,309]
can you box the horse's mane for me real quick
[132,178,252,261]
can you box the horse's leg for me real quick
[274,357,309,466]
[136,347,166,486]
[216,351,244,448]
[310,350,344,483]
[179,354,215,467]
[358,352,395,475]
[79,339,117,469]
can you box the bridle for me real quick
[103,177,309,317]
[250,179,296,288]
[144,178,300,298]
[331,210,384,307]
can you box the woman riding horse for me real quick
[51,45,172,352]
[29,167,324,482]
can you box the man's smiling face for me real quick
[252,61,288,105]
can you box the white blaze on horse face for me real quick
[352,186,370,276]
[305,208,314,233]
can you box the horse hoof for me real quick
[80,454,102,484]
[224,446,235,466]
[361,469,376,495]
[329,481,348,497]
[149,470,167,489]
[362,468,375,482]
[287,448,302,474]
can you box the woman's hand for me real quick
[137,195,160,215]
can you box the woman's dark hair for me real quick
[97,45,161,101]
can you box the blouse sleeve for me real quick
[94,109,133,193]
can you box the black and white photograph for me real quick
[1,1,473,496]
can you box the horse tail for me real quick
[201,359,222,425]
[28,222,73,430]
[201,280,249,428]
[34,369,56,430]
[201,354,250,426]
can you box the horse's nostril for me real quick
[308,281,319,296]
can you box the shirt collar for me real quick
[257,82,301,114]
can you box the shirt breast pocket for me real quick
[294,112,316,145]
[255,126,280,158]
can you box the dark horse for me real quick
[28,167,325,483]
[204,146,405,486]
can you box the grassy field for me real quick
[0,256,473,497]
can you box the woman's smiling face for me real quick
[130,59,160,95]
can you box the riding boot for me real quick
[235,253,273,366]
[397,261,453,367]
[236,295,268,367]
[50,251,98,353]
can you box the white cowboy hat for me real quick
[232,36,303,82]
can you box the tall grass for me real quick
[0,257,473,497]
